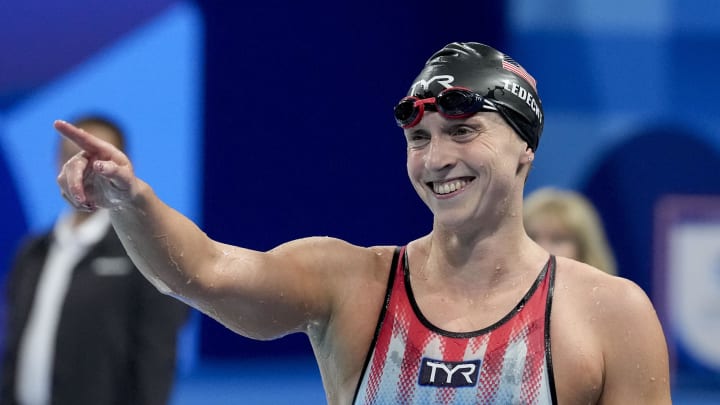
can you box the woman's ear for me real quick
[522,147,535,165]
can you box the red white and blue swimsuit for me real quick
[353,247,557,405]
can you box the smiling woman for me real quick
[52,40,671,405]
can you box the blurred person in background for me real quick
[524,187,617,275]
[0,115,189,405]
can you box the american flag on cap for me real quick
[502,55,537,91]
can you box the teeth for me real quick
[433,179,468,195]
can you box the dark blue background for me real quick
[195,0,506,358]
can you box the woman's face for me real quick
[525,214,580,260]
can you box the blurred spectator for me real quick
[524,187,617,275]
[0,115,189,405]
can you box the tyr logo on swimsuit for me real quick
[418,358,481,387]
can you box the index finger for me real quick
[53,119,121,159]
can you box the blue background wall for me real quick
[1,0,719,402]
[195,0,506,359]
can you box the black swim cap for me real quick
[406,42,543,150]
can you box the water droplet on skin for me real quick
[152,278,172,294]
[650,377,656,382]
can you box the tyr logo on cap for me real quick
[409,75,455,96]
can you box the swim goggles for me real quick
[393,87,498,128]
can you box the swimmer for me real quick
[55,42,671,404]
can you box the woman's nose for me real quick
[423,135,457,171]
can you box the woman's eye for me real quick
[406,132,430,148]
[450,126,478,140]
